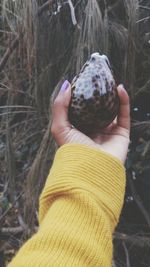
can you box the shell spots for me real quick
[72,100,78,105]
[80,94,84,99]
[93,89,100,97]
[105,79,110,92]
[94,83,99,89]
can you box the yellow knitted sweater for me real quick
[8,144,126,267]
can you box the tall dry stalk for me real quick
[124,0,139,98]
[75,0,108,72]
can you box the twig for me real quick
[128,170,150,228]
[132,121,150,128]
[1,226,38,234]
[0,111,36,117]
[6,114,16,204]
[15,199,28,231]
[0,105,34,109]
[1,226,23,234]
[139,5,150,10]
[114,232,150,247]
[122,241,130,267]
[137,16,150,23]
[68,0,77,25]
[142,141,150,157]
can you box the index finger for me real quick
[117,85,130,131]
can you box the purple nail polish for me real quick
[60,80,69,92]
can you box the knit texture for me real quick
[8,144,126,267]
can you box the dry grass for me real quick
[0,0,150,266]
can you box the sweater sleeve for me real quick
[8,144,126,267]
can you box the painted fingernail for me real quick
[60,80,69,92]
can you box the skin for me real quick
[51,83,130,164]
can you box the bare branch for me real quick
[122,241,130,267]
[1,226,23,234]
[139,5,150,10]
[137,16,150,23]
[1,226,38,234]
[114,232,150,247]
[68,0,77,25]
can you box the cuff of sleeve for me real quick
[39,144,126,226]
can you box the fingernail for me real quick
[119,84,125,89]
[60,80,69,92]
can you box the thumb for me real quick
[51,80,72,136]
[117,84,130,131]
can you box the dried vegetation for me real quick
[0,0,150,266]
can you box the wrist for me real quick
[50,143,126,226]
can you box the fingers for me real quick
[117,85,130,131]
[51,81,72,136]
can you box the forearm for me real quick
[8,144,126,267]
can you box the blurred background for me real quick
[0,0,150,266]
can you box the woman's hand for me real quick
[51,81,130,164]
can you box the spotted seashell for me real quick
[68,52,120,135]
